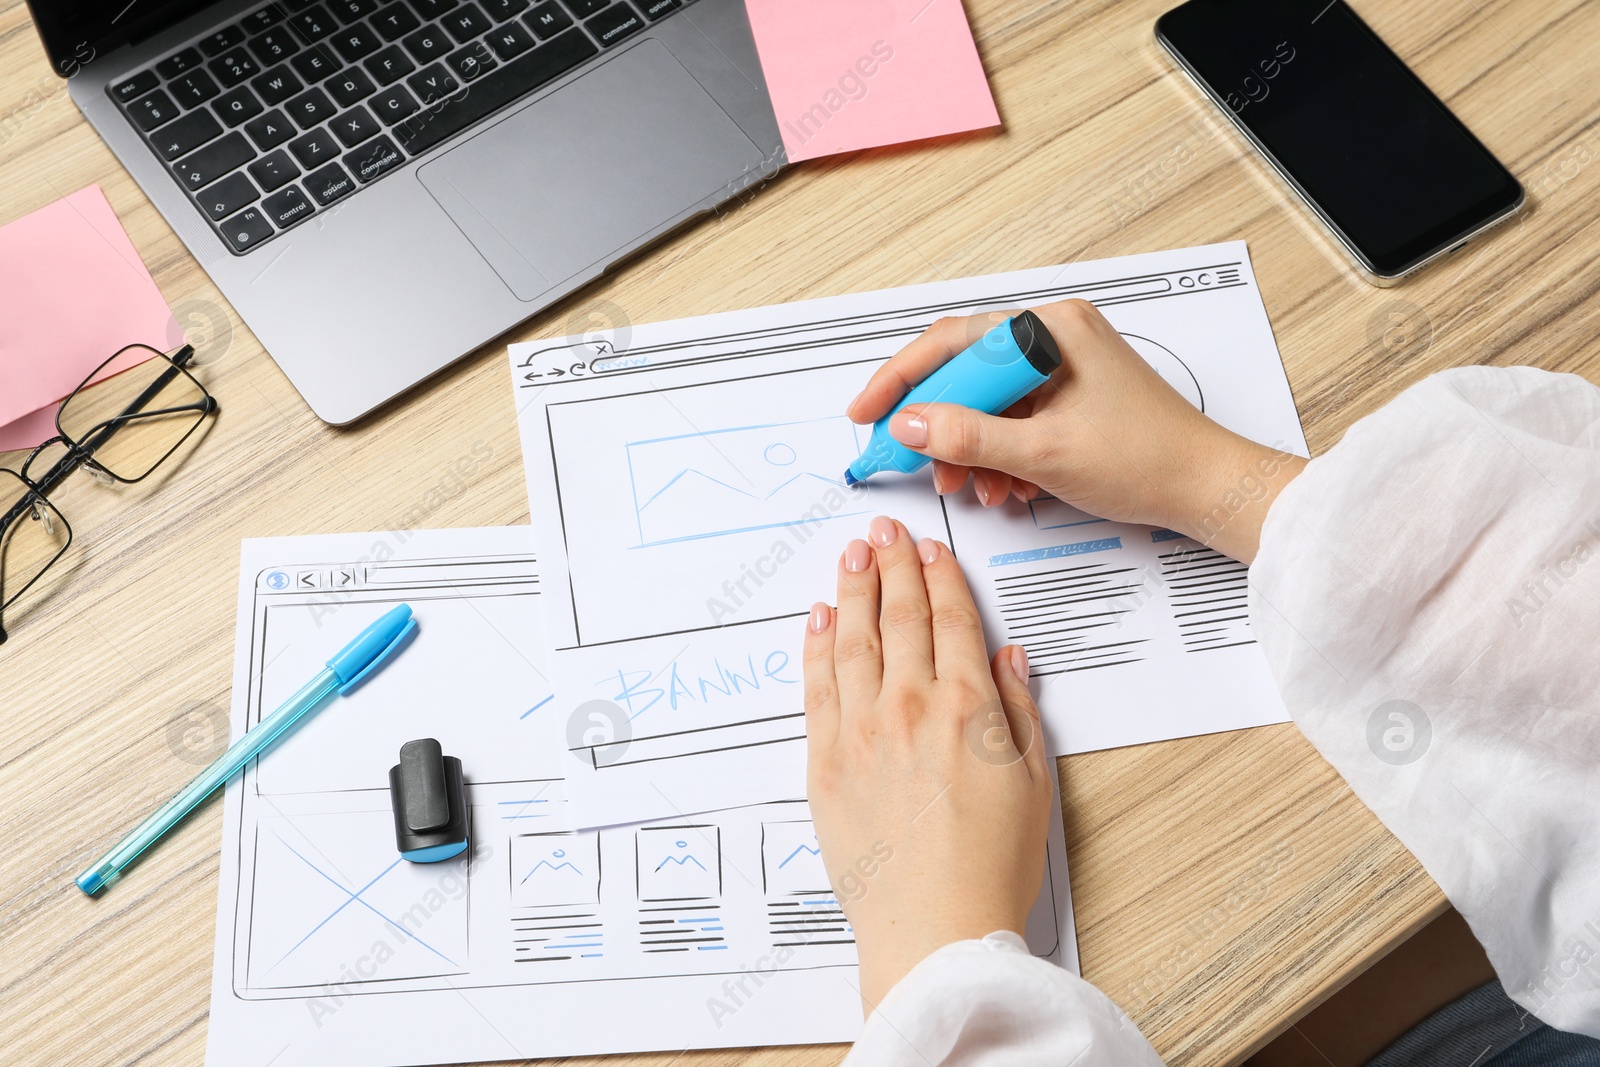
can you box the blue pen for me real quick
[845,311,1063,486]
[75,603,417,896]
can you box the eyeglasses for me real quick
[0,343,218,645]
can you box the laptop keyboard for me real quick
[109,0,688,254]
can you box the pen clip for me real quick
[338,617,417,695]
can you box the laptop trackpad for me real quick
[417,40,764,301]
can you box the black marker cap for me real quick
[1009,310,1062,376]
[390,738,470,861]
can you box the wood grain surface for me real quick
[3,0,1596,1064]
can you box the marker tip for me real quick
[843,469,859,487]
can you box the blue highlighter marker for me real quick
[844,311,1063,486]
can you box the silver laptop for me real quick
[33,0,782,423]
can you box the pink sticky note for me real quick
[0,185,179,453]
[0,405,62,455]
[744,0,1000,163]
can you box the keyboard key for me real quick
[638,0,677,18]
[401,26,452,62]
[372,2,420,40]
[290,6,338,41]
[586,3,641,46]
[445,42,495,80]
[198,172,258,220]
[174,131,254,190]
[286,86,337,127]
[288,127,341,167]
[364,45,416,84]
[344,134,403,181]
[562,0,607,15]
[248,149,302,191]
[480,0,528,21]
[252,66,305,105]
[249,29,301,66]
[409,0,458,18]
[169,70,221,108]
[291,44,341,81]
[153,109,223,160]
[485,20,532,60]
[200,25,247,56]
[369,84,419,122]
[394,27,595,154]
[328,68,377,105]
[443,3,491,41]
[209,49,261,86]
[128,90,180,131]
[330,0,380,18]
[244,108,296,149]
[330,105,381,145]
[405,63,459,104]
[156,47,203,79]
[331,24,382,62]
[219,206,274,252]
[303,161,357,204]
[262,185,316,228]
[213,85,265,126]
[111,70,159,105]
[240,6,285,32]
[522,0,570,38]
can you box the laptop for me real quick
[31,0,783,423]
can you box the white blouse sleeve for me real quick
[844,932,1164,1065]
[1248,365,1600,1037]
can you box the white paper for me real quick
[510,242,1304,828]
[205,526,1077,1067]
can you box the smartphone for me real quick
[1155,0,1524,282]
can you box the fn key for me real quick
[219,206,274,252]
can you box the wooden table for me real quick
[3,0,1595,1063]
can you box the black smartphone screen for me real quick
[1156,0,1522,277]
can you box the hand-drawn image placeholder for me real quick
[625,417,872,547]
[760,820,831,897]
[512,831,602,909]
[246,811,472,990]
[636,825,723,902]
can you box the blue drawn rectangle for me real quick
[625,417,871,547]
[988,537,1124,567]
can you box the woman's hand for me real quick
[847,300,1305,563]
[804,515,1053,1011]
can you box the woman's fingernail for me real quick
[809,602,832,633]
[891,412,929,448]
[917,538,940,565]
[975,479,992,506]
[844,539,872,572]
[869,515,896,547]
[845,394,862,418]
[1012,483,1030,504]
[1008,645,1029,683]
